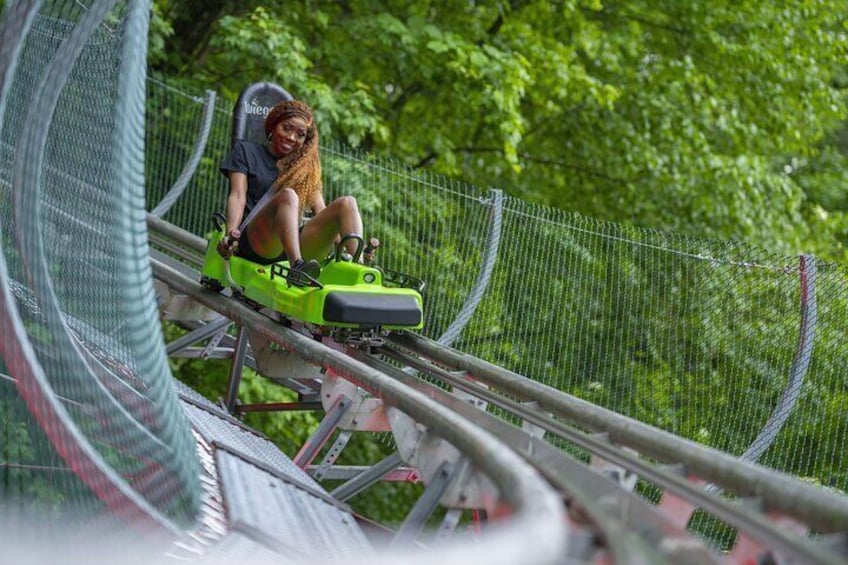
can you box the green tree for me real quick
[150,1,847,255]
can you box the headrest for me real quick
[231,82,293,147]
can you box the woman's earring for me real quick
[266,132,273,144]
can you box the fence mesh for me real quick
[147,81,848,495]
[0,1,200,531]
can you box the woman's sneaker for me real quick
[286,258,321,287]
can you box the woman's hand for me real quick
[217,229,241,259]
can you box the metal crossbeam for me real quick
[330,451,405,502]
[165,316,231,356]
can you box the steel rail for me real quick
[386,331,848,535]
[148,213,208,253]
[379,342,845,565]
[350,349,697,565]
[148,232,204,269]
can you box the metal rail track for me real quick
[150,253,568,565]
[379,334,848,564]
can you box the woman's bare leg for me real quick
[300,196,363,261]
[272,189,304,261]
[245,188,301,260]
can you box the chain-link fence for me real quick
[0,1,200,532]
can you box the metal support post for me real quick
[432,508,464,544]
[292,395,351,469]
[222,325,249,413]
[312,430,353,481]
[391,460,456,547]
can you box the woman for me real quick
[217,99,363,283]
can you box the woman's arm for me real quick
[225,172,248,234]
[218,172,248,258]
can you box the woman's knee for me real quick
[272,187,299,207]
[334,195,359,214]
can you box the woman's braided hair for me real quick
[265,100,322,213]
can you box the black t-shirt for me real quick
[219,140,278,213]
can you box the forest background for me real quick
[146,1,848,524]
[151,1,848,259]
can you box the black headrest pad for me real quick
[231,82,293,146]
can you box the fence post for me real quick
[437,188,504,346]
[151,89,217,217]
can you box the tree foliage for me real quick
[151,0,847,257]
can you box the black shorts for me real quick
[234,231,287,265]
